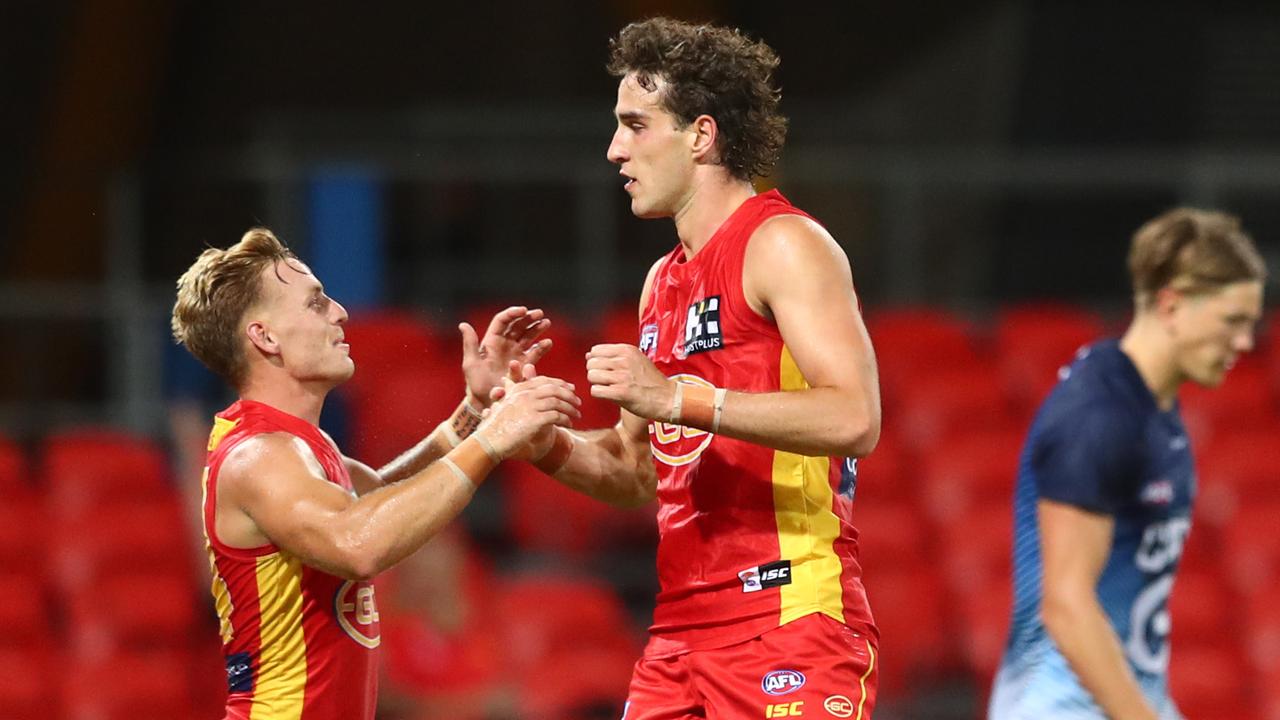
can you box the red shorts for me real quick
[622,613,878,720]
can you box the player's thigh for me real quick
[622,653,704,720]
[691,613,878,720]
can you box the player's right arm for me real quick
[1034,404,1158,720]
[215,374,580,581]
[534,410,657,508]
[1039,500,1160,720]
[523,259,662,508]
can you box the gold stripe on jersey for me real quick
[208,416,239,452]
[772,345,845,626]
[252,552,307,718]
[200,466,236,644]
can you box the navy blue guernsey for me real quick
[989,340,1193,720]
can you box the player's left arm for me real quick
[736,214,881,456]
[342,306,553,495]
[588,215,880,458]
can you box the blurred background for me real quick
[3,0,1280,718]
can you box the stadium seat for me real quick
[1181,361,1276,447]
[597,301,641,345]
[492,573,641,673]
[0,646,58,720]
[340,309,448,394]
[49,496,194,594]
[0,574,45,647]
[0,495,45,577]
[862,567,951,697]
[866,307,983,403]
[42,430,172,519]
[847,429,910,504]
[66,572,198,658]
[0,434,30,498]
[187,631,229,719]
[851,500,930,571]
[348,361,464,468]
[1169,569,1235,644]
[1167,643,1255,720]
[954,577,1012,689]
[937,506,1013,597]
[1198,426,1280,527]
[920,429,1022,523]
[501,460,655,557]
[62,649,193,720]
[995,303,1105,412]
[1177,518,1220,575]
[895,365,1022,451]
[1221,502,1280,596]
[517,645,635,720]
[1244,578,1280,680]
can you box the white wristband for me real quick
[712,388,728,433]
[440,457,478,492]
[438,421,462,448]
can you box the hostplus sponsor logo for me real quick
[680,296,723,357]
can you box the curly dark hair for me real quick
[607,17,788,181]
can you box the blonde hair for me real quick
[1129,208,1267,309]
[171,228,295,387]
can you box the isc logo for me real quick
[761,669,806,696]
[762,567,789,583]
[765,700,804,717]
[741,560,793,594]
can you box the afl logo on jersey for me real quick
[639,323,659,358]
[649,374,716,466]
[334,580,381,649]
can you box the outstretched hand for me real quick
[479,363,582,459]
[459,306,553,408]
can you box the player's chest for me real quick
[1131,420,1196,518]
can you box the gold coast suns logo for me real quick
[334,580,381,649]
[649,374,715,466]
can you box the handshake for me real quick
[454,305,678,467]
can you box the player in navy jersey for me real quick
[989,208,1267,719]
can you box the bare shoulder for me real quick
[637,255,666,319]
[748,213,847,265]
[745,214,852,310]
[219,432,325,498]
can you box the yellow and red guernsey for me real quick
[639,190,877,658]
[203,400,379,719]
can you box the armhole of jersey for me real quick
[640,251,674,328]
[205,435,280,559]
[731,208,809,338]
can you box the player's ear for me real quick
[1152,286,1182,324]
[246,320,280,356]
[689,114,718,163]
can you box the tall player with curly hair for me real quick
[519,17,883,719]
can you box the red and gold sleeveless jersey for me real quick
[203,399,379,719]
[639,190,877,658]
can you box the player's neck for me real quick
[239,372,329,426]
[672,174,756,260]
[1119,317,1181,411]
